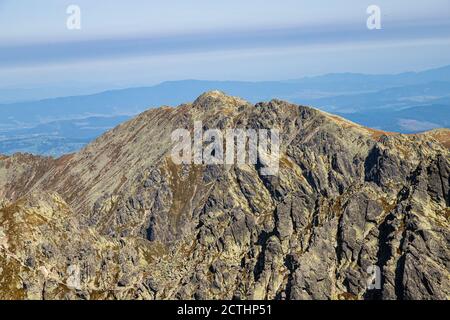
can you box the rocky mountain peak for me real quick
[192,90,249,110]
[0,92,449,300]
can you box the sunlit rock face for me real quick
[0,92,449,300]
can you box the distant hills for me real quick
[0,115,130,156]
[1,65,450,155]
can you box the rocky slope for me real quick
[0,91,449,300]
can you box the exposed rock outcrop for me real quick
[0,92,449,300]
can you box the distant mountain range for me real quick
[1,65,450,156]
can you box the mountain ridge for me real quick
[0,92,449,300]
[2,65,450,156]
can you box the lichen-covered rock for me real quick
[0,92,449,300]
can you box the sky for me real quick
[1,0,450,92]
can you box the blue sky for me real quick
[1,0,450,91]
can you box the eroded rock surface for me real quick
[0,92,449,300]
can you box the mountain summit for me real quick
[0,92,449,300]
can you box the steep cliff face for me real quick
[0,92,449,300]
